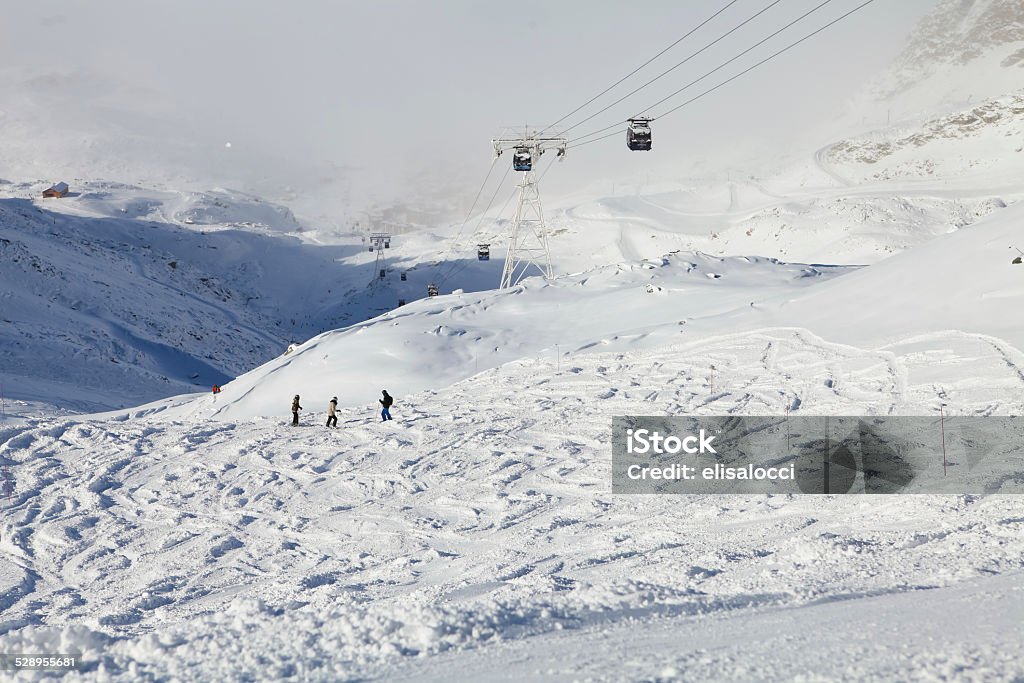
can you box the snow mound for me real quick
[153,253,852,420]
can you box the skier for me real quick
[291,394,303,426]
[379,390,394,422]
[326,397,338,428]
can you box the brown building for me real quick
[42,182,69,198]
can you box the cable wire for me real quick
[560,0,787,136]
[540,0,742,135]
[439,155,558,287]
[652,0,875,121]
[434,155,499,270]
[569,0,835,145]
[569,0,872,149]
[437,162,512,284]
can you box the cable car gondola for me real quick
[400,271,407,281]
[627,118,653,151]
[379,269,386,279]
[477,243,490,261]
[512,146,533,171]
[427,283,439,297]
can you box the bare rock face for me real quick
[874,0,1024,100]
[1002,45,1024,67]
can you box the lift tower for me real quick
[369,231,391,283]
[491,132,567,289]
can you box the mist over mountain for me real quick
[0,1,938,226]
[869,0,1024,114]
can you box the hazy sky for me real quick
[0,0,939,224]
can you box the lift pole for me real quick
[492,131,566,289]
[369,231,391,284]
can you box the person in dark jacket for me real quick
[326,397,338,428]
[292,394,303,426]
[379,390,393,422]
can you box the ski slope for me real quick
[140,194,1024,424]
[3,195,1024,679]
[2,3,1024,676]
[2,319,1024,679]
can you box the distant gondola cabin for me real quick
[512,147,532,172]
[626,118,652,151]
[43,182,69,198]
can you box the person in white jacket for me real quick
[326,397,338,428]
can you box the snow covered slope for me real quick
[870,0,1024,114]
[158,254,851,420]
[1,327,1023,680]
[825,91,1024,185]
[3,1,1024,677]
[773,200,1024,352]
[4,175,1021,678]
[0,182,367,413]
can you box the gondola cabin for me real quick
[512,146,532,171]
[384,241,390,249]
[477,244,490,261]
[400,271,407,281]
[379,269,386,279]
[368,245,374,252]
[626,118,652,151]
[398,299,406,306]
[427,283,439,297]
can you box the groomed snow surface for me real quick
[2,92,1024,679]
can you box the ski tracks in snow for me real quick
[0,328,1023,678]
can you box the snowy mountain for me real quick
[3,141,1024,678]
[867,0,1024,117]
[0,182,377,413]
[3,200,1024,679]
[2,3,1024,679]
[826,91,1024,184]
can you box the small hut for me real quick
[42,182,69,198]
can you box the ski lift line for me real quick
[437,182,516,285]
[539,0,743,136]
[568,128,628,150]
[559,0,787,137]
[437,162,513,284]
[436,155,500,271]
[567,0,835,146]
[634,0,837,118]
[434,157,505,282]
[456,155,500,242]
[569,0,871,149]
[538,154,558,183]
[475,162,514,234]
[438,155,555,286]
[652,0,876,121]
